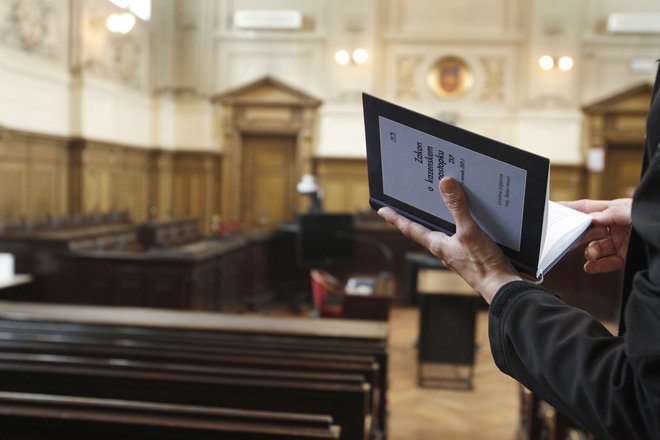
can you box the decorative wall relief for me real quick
[112,35,142,87]
[426,56,473,99]
[396,55,420,99]
[0,0,58,59]
[82,10,145,90]
[480,57,505,102]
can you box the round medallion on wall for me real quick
[426,56,473,99]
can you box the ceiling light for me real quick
[106,12,136,34]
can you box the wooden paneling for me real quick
[549,165,587,201]
[0,128,225,232]
[171,152,221,234]
[0,165,26,222]
[28,139,68,218]
[120,149,151,221]
[149,150,174,220]
[315,158,370,213]
[70,140,150,222]
[0,128,68,223]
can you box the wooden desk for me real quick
[404,252,444,305]
[342,293,392,321]
[416,269,480,389]
[0,274,34,301]
[340,274,394,321]
[417,269,475,296]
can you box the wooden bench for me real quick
[0,335,382,430]
[0,302,389,439]
[0,391,341,439]
[0,305,389,430]
[0,353,371,440]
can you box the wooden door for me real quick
[241,134,297,229]
[604,143,644,199]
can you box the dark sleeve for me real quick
[489,280,660,440]
[489,74,660,439]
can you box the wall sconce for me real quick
[538,55,574,71]
[557,56,574,71]
[106,12,136,34]
[335,48,369,65]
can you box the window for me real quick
[109,0,151,21]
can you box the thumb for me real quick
[439,177,473,230]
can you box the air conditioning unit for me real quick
[629,58,658,74]
[233,10,303,30]
[606,12,660,34]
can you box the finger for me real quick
[439,177,474,232]
[590,206,632,227]
[558,199,614,214]
[585,238,618,262]
[378,207,438,249]
[377,207,398,222]
[584,255,626,274]
[574,225,609,247]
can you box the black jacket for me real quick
[489,64,660,440]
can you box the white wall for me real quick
[152,93,215,150]
[317,104,366,158]
[78,77,152,146]
[0,0,71,136]
[0,49,72,136]
[0,0,658,162]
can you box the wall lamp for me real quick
[106,12,136,34]
[335,48,369,65]
[539,55,574,71]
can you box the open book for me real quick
[363,93,592,281]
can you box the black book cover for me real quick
[363,93,550,278]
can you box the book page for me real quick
[539,201,592,272]
[379,116,527,251]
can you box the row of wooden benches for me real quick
[0,301,389,439]
[0,391,340,439]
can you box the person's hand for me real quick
[559,199,632,274]
[378,177,521,304]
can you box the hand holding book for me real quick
[378,177,522,303]
[363,93,593,280]
[559,198,632,274]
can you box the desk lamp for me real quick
[296,174,324,213]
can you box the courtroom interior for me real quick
[0,1,658,439]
